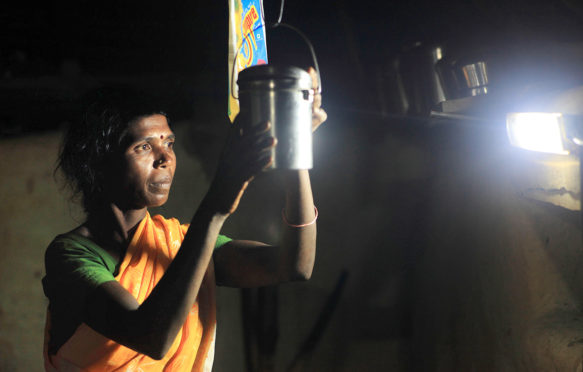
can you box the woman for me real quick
[42,69,326,371]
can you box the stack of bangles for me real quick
[281,206,318,228]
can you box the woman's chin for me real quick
[146,193,170,208]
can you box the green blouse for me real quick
[42,231,231,355]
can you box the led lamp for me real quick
[506,113,568,155]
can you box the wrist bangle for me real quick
[281,206,318,228]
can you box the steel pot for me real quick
[237,64,314,169]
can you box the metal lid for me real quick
[237,65,312,90]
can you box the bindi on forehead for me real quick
[160,135,164,139]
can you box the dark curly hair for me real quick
[57,85,167,213]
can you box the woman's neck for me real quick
[84,203,147,246]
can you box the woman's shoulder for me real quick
[48,229,96,250]
[66,224,91,238]
[45,229,114,269]
[43,230,118,290]
[46,224,92,250]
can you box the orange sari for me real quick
[44,213,217,372]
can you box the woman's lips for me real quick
[151,182,171,188]
[149,177,172,192]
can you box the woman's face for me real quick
[115,114,176,209]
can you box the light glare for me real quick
[506,113,568,155]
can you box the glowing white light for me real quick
[506,113,568,155]
[435,47,443,61]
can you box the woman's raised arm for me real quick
[83,120,275,359]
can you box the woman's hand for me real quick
[308,67,327,132]
[207,117,276,215]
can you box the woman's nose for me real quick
[154,152,171,168]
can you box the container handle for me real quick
[231,22,322,100]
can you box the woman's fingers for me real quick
[241,134,276,173]
[234,118,270,137]
[307,67,326,132]
[308,67,319,91]
[312,108,327,132]
[253,152,274,173]
[233,121,275,154]
[221,117,276,181]
[313,91,322,110]
[254,135,277,152]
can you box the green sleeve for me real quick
[43,236,117,296]
[215,234,232,249]
[180,222,231,250]
[42,235,117,355]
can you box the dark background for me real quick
[2,0,583,135]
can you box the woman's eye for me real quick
[167,141,175,149]
[135,143,151,152]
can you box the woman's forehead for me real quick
[126,114,173,139]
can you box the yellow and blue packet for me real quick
[228,0,268,122]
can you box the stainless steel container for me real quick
[436,55,489,99]
[237,65,314,169]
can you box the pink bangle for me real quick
[282,207,318,228]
